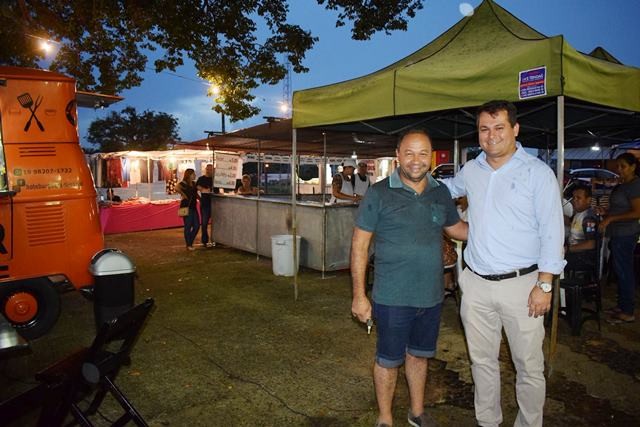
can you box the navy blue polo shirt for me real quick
[355,170,460,307]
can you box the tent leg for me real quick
[548,95,565,378]
[322,133,327,279]
[555,96,565,189]
[292,128,298,301]
[256,139,261,261]
[547,277,560,379]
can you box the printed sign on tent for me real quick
[519,66,547,99]
[214,153,241,189]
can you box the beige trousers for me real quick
[459,268,545,427]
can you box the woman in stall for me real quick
[177,168,200,250]
[598,153,640,324]
[236,174,262,196]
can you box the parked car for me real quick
[431,163,456,179]
[567,168,619,183]
[563,168,619,198]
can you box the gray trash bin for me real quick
[89,248,136,329]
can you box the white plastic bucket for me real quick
[271,235,302,276]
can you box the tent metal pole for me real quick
[548,95,565,378]
[453,119,460,173]
[322,132,327,279]
[292,128,299,301]
[147,157,151,200]
[453,139,460,173]
[214,144,219,247]
[256,139,261,261]
[556,96,565,189]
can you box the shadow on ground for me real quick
[1,228,639,426]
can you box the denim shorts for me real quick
[373,302,443,368]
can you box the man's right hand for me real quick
[351,295,372,323]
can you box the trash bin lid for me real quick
[89,248,136,276]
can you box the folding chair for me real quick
[34,298,155,426]
[559,235,603,335]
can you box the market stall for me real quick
[211,194,357,271]
[184,134,385,272]
[89,149,215,200]
[89,149,242,234]
[100,199,187,234]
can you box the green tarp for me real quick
[292,0,640,129]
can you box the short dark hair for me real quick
[572,184,592,198]
[396,128,432,148]
[476,100,518,127]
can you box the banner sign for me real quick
[519,66,546,99]
[243,153,354,165]
[214,153,241,189]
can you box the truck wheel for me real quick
[1,279,61,340]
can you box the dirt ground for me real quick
[2,227,640,426]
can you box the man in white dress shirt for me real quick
[443,100,565,427]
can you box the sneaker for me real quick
[186,246,195,251]
[205,242,215,248]
[408,411,438,427]
[606,312,635,324]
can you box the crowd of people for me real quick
[350,100,640,427]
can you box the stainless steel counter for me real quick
[211,195,358,271]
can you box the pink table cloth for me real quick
[99,200,189,234]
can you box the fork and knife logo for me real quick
[17,92,45,132]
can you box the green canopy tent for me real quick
[288,0,640,365]
[292,0,639,167]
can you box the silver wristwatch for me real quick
[535,280,552,293]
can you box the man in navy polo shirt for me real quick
[351,129,467,427]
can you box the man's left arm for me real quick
[529,167,566,318]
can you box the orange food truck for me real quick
[0,66,120,339]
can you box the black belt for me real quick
[469,264,538,281]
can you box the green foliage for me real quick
[1,0,423,121]
[87,106,180,152]
[317,0,424,40]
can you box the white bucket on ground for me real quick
[271,235,302,276]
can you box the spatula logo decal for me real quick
[17,93,45,132]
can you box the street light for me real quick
[208,83,226,134]
[40,40,53,54]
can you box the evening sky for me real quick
[75,0,640,147]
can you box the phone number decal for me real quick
[21,168,73,175]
